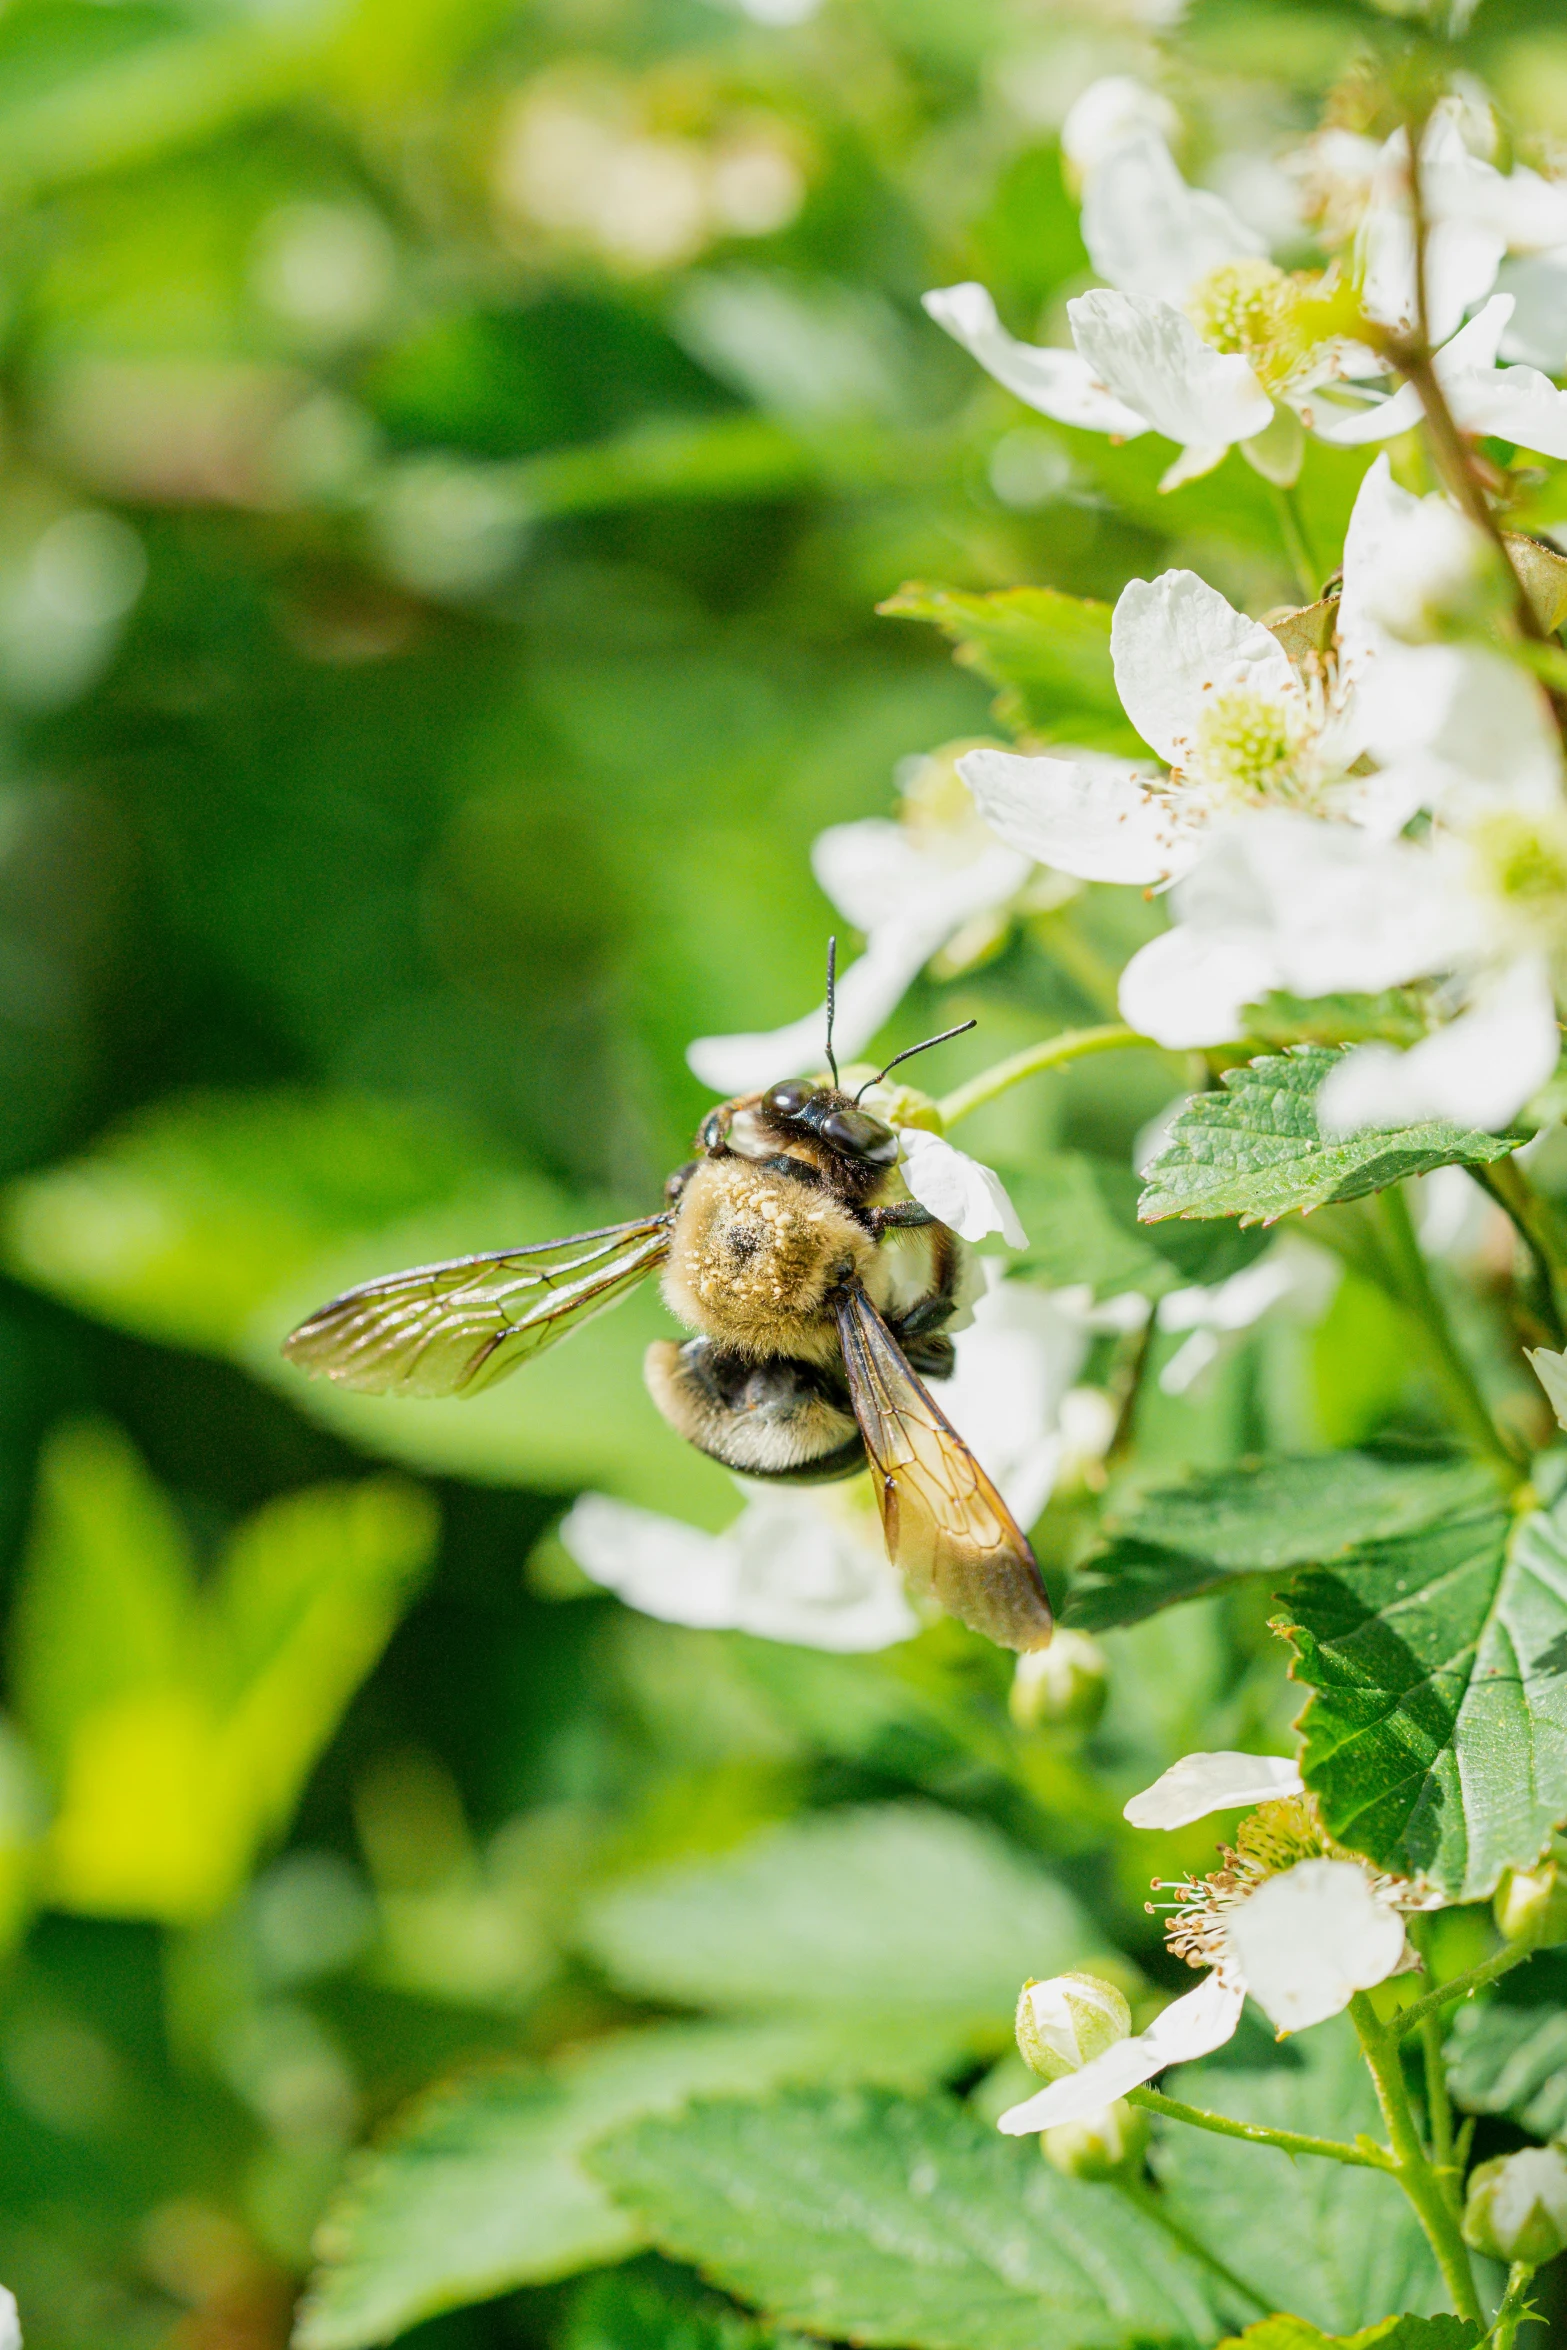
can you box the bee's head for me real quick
[697,1080,899,1168]
[762,1079,900,1166]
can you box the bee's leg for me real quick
[865,1201,936,1237]
[886,1223,964,1378]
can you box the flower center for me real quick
[1469,806,1567,943]
[1186,257,1291,358]
[1184,683,1310,808]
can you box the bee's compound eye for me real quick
[763,1079,816,1119]
[699,1111,727,1152]
[819,1107,899,1164]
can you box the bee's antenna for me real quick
[854,1019,977,1104]
[824,935,840,1088]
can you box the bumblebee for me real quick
[283,985,1050,1653]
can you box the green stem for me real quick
[1475,1158,1567,1346]
[1127,2084,1393,2171]
[1270,480,1318,602]
[936,1023,1152,1130]
[1375,1183,1524,1481]
[1351,1993,1485,2328]
[1390,1937,1541,2044]
[1492,2260,1537,2350]
[1115,2177,1270,2320]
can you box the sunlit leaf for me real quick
[1157,2022,1442,2335]
[877,582,1142,751]
[1064,1454,1497,1632]
[1139,1050,1515,1228]
[1280,1494,1567,1901]
[589,2084,1218,2350]
[11,1418,436,1920]
[1445,1952,1567,2136]
[1217,2319,1478,2350]
[296,2017,972,2350]
[576,1803,1091,2024]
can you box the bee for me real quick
[283,952,1050,1653]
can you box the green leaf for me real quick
[10,1418,436,1921]
[1157,2021,1442,2336]
[1239,993,1431,1052]
[1280,1490,1567,1901]
[576,1803,1090,2024]
[1218,2319,1478,2350]
[1,1089,733,1518]
[564,2265,808,2350]
[589,2084,1217,2350]
[876,583,1142,752]
[1138,1050,1514,1228]
[295,2017,971,2350]
[1007,1153,1268,1299]
[1064,1454,1498,1632]
[1445,1953,1567,2135]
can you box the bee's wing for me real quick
[283,1216,672,1398]
[833,1278,1052,1653]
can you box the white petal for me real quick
[1448,354,1567,461]
[1308,380,1423,448]
[1317,957,1561,1138]
[811,819,1031,934]
[1124,1750,1305,1830]
[1496,252,1567,371]
[1335,452,1422,691]
[957,746,1194,883]
[0,2291,16,2350]
[922,284,1149,435]
[1061,78,1177,178]
[725,1489,920,1649]
[899,1129,1027,1247]
[1354,643,1562,812]
[1080,128,1262,305]
[560,1490,918,1652]
[1227,1858,1407,2033]
[1435,291,1515,376]
[1158,442,1230,493]
[560,1495,748,1631]
[997,1973,1246,2133]
[1169,816,1468,1001]
[1068,291,1272,453]
[1527,1344,1567,1432]
[933,1278,1092,1524]
[1110,569,1295,767]
[1117,925,1273,1050]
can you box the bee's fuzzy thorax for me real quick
[662,1158,881,1363]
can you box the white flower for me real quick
[1123,1749,1304,1829]
[560,1483,919,1651]
[958,460,1415,897]
[998,1752,1424,2133]
[1311,293,1567,459]
[1463,2146,1567,2266]
[931,1265,1091,1526]
[0,2290,18,2350]
[1060,79,1177,182]
[898,1128,1027,1249]
[687,752,1030,1094]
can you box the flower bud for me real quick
[1363,498,1507,645]
[1010,1632,1109,1734]
[1462,2146,1567,2266]
[1015,1971,1131,2082]
[1494,1844,1567,1946]
[1041,2097,1150,2181]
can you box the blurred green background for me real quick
[0,0,1564,2343]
